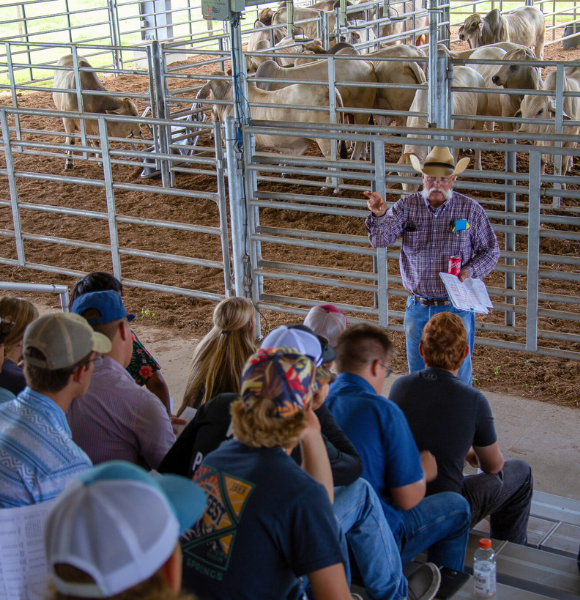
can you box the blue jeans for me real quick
[404,296,476,386]
[395,492,471,571]
[334,479,407,600]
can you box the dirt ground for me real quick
[0,28,579,407]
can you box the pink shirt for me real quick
[68,357,175,470]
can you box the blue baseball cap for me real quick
[71,290,135,325]
[44,461,207,598]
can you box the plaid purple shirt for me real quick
[365,191,500,298]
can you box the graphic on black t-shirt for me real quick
[181,465,254,575]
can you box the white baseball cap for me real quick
[260,324,336,365]
[44,461,206,598]
[303,304,348,348]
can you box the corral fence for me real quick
[0,0,579,360]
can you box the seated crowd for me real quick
[0,274,534,600]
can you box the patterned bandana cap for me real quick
[241,347,315,419]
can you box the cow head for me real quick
[105,98,141,138]
[258,7,274,25]
[459,14,482,42]
[491,48,541,89]
[515,95,569,136]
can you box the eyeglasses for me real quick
[88,355,103,367]
[366,359,392,378]
[424,176,453,185]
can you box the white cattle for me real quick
[246,20,284,53]
[254,57,377,160]
[516,68,580,177]
[438,41,530,61]
[270,35,311,67]
[461,46,510,133]
[397,67,487,190]
[458,6,545,58]
[52,54,140,170]
[197,71,347,192]
[246,39,274,73]
[491,47,543,120]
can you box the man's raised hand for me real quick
[364,191,387,217]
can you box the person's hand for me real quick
[364,191,387,217]
[465,448,479,468]
[458,268,470,282]
[301,403,321,441]
[420,450,438,482]
[311,382,329,410]
[170,416,187,435]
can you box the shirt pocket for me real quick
[449,229,471,261]
[402,228,429,254]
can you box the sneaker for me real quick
[407,562,441,600]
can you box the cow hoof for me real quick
[65,163,74,170]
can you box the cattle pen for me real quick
[0,0,580,380]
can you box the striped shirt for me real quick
[365,191,500,298]
[0,388,92,508]
[67,357,175,470]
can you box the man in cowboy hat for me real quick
[364,146,500,385]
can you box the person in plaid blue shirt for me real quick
[364,146,500,386]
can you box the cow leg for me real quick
[63,118,76,170]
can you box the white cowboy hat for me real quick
[409,146,470,177]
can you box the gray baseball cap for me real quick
[24,312,112,370]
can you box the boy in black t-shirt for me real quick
[391,312,533,544]
[180,347,351,600]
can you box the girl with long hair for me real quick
[178,296,256,415]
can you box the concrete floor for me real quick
[136,324,580,502]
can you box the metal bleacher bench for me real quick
[351,492,580,599]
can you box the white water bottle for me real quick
[473,538,496,598]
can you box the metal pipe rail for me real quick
[0,281,70,311]
[0,104,233,301]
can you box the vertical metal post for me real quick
[377,247,388,327]
[436,47,448,130]
[230,15,248,124]
[151,41,170,186]
[526,150,541,352]
[322,11,330,49]
[552,63,565,208]
[65,0,73,45]
[5,43,22,150]
[19,4,33,83]
[328,56,338,189]
[71,46,89,161]
[214,121,234,297]
[505,150,516,327]
[286,0,295,39]
[427,0,440,126]
[108,0,122,69]
[98,117,122,280]
[225,117,248,298]
[0,110,25,266]
[243,127,263,334]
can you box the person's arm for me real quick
[315,403,363,487]
[300,404,334,503]
[145,371,171,415]
[390,449,437,511]
[461,206,500,280]
[473,442,504,474]
[308,564,352,600]
[363,194,407,248]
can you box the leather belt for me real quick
[410,295,450,307]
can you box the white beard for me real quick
[421,187,453,202]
